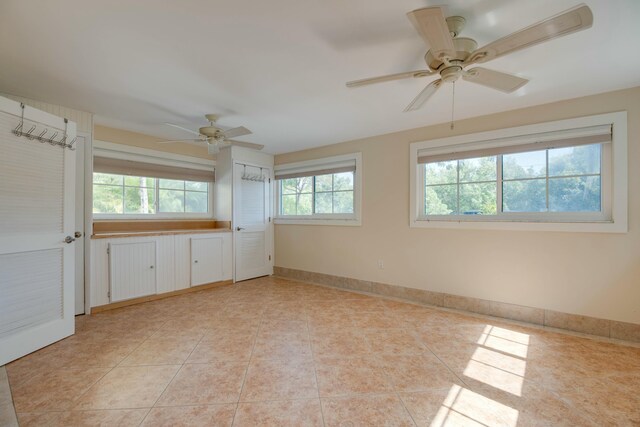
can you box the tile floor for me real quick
[4,276,640,426]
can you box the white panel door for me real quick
[0,97,76,366]
[234,164,272,282]
[190,236,223,286]
[109,241,157,302]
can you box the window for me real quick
[410,112,628,232]
[275,153,362,225]
[93,173,211,216]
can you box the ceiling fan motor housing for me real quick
[425,37,478,71]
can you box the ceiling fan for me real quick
[346,4,593,112]
[160,114,264,154]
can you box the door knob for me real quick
[64,235,76,244]
[74,231,83,238]
[236,227,245,231]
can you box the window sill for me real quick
[411,218,625,233]
[274,217,361,226]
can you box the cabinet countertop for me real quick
[91,228,232,239]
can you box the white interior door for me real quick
[74,135,86,315]
[234,163,272,282]
[0,97,76,366]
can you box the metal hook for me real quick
[67,137,77,151]
[37,128,48,142]
[13,121,23,136]
[48,131,58,145]
[25,124,36,140]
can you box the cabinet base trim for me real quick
[91,280,233,314]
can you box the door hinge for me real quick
[107,247,110,255]
[268,216,271,222]
[268,178,271,183]
[107,290,110,298]
[269,254,271,261]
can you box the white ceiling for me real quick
[1,0,638,154]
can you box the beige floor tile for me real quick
[234,399,323,427]
[315,356,392,397]
[321,394,415,427]
[310,330,372,358]
[141,404,236,426]
[252,331,312,360]
[379,354,461,392]
[120,337,200,366]
[17,409,149,427]
[364,328,427,355]
[187,334,255,363]
[74,365,180,410]
[11,367,110,412]
[240,357,318,401]
[156,362,247,406]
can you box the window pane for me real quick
[549,176,601,212]
[281,194,297,215]
[459,182,497,215]
[549,144,601,177]
[159,179,184,190]
[315,174,332,192]
[93,185,123,213]
[425,161,457,185]
[186,191,208,212]
[159,189,184,212]
[425,184,457,215]
[124,187,155,214]
[459,156,496,183]
[333,191,354,214]
[333,172,354,191]
[297,193,313,215]
[93,173,122,185]
[281,179,298,195]
[315,192,332,214]
[503,179,546,212]
[503,151,546,179]
[185,181,208,191]
[124,176,154,187]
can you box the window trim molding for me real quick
[92,141,215,220]
[409,112,628,233]
[274,152,362,226]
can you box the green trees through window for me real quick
[93,173,209,215]
[424,144,602,216]
[280,172,354,216]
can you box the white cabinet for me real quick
[191,236,224,286]
[90,232,232,308]
[109,241,157,302]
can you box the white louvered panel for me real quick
[0,249,63,338]
[174,234,191,290]
[238,232,266,271]
[239,167,266,226]
[0,112,64,234]
[190,236,223,287]
[2,94,93,134]
[109,241,157,302]
[156,236,176,294]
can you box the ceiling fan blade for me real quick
[227,140,265,150]
[462,67,528,93]
[404,79,442,112]
[466,4,593,64]
[163,122,202,136]
[157,138,204,144]
[346,70,435,88]
[407,7,456,61]
[222,126,252,139]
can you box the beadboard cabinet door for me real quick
[190,236,224,287]
[109,241,157,302]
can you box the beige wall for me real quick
[94,125,213,159]
[274,86,640,324]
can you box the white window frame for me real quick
[92,140,215,220]
[274,152,362,226]
[409,112,627,233]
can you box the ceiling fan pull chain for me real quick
[450,81,455,130]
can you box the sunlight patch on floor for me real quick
[431,384,519,427]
